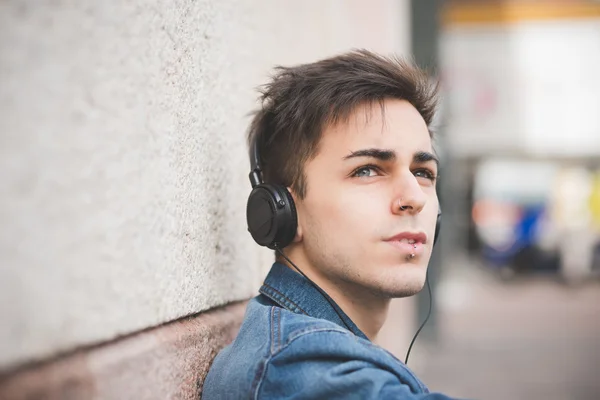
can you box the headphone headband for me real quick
[248,136,262,188]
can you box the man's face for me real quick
[294,99,439,298]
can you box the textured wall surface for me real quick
[0,0,409,371]
[0,302,247,400]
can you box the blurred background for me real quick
[410,1,600,399]
[1,0,599,399]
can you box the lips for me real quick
[386,231,427,244]
[384,231,427,256]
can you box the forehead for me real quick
[318,99,432,156]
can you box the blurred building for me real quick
[439,0,600,279]
[413,5,600,399]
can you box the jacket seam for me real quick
[253,352,273,400]
[279,327,352,353]
[284,328,425,391]
[250,307,276,398]
[251,356,271,400]
[278,307,282,350]
[261,283,309,315]
[253,329,349,399]
[254,306,278,400]
[269,306,282,354]
[254,327,427,397]
[286,324,350,343]
[270,306,275,355]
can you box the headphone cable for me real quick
[274,246,353,332]
[404,269,432,365]
[274,245,432,366]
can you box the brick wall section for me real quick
[0,302,246,400]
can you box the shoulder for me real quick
[256,316,432,399]
[204,299,442,399]
[266,317,392,367]
[273,304,353,347]
[202,298,350,398]
[273,307,400,363]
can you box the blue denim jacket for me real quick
[202,262,461,399]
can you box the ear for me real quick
[287,186,303,243]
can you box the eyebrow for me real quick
[343,148,396,161]
[414,151,439,168]
[343,148,439,167]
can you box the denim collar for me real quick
[259,262,369,340]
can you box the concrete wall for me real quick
[0,0,411,376]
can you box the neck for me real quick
[278,250,391,341]
[328,282,391,341]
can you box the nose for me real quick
[392,173,427,215]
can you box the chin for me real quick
[371,263,427,298]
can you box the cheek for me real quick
[309,188,382,247]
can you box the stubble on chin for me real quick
[323,259,425,300]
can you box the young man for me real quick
[203,50,460,399]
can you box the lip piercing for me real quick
[409,245,417,259]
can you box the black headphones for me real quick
[246,136,298,250]
[246,136,441,249]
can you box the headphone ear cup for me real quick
[246,184,298,249]
[279,186,298,245]
[433,211,442,247]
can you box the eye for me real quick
[351,165,381,178]
[414,168,437,183]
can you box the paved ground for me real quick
[411,258,600,400]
